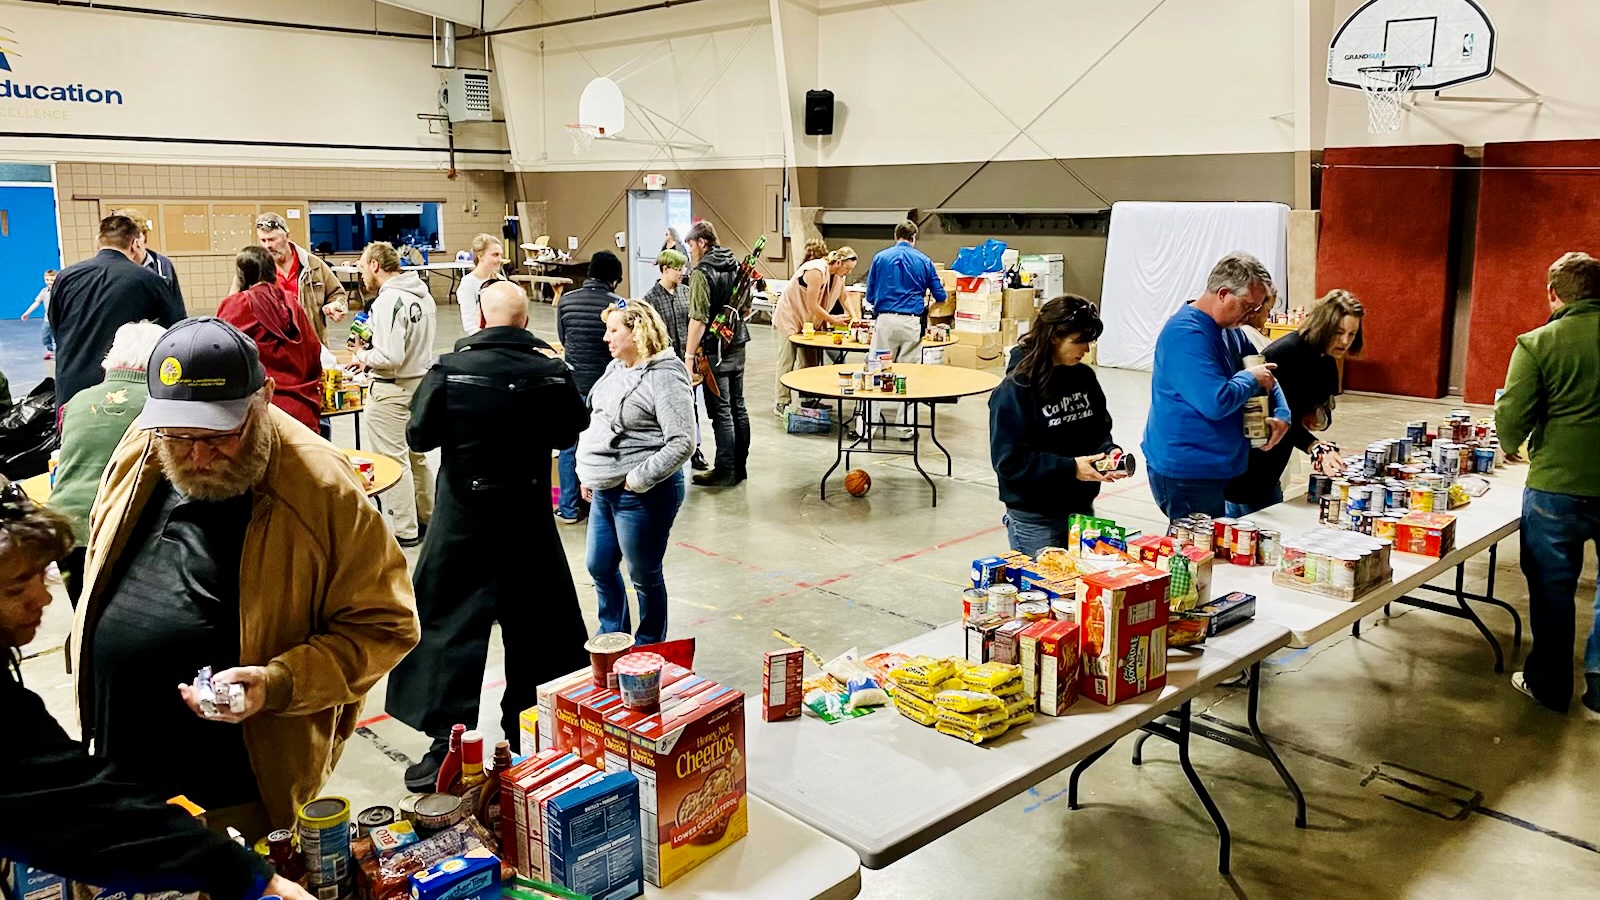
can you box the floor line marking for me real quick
[355,677,506,730]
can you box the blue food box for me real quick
[970,556,1008,589]
[545,770,643,900]
[409,848,502,900]
[1198,591,1257,637]
[4,864,68,900]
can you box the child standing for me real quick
[21,269,56,360]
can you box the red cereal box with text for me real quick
[1078,565,1171,706]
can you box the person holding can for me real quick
[989,296,1127,555]
[1224,289,1365,517]
[1497,251,1600,714]
[1142,252,1291,521]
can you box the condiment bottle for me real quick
[475,740,514,853]
[434,723,466,794]
[459,730,486,790]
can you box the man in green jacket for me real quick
[1496,251,1600,715]
[49,322,168,605]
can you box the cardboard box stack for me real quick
[954,274,1003,335]
[1079,566,1171,706]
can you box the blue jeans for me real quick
[587,471,684,645]
[1226,483,1284,520]
[1148,470,1228,521]
[704,368,749,474]
[41,321,55,352]
[1519,488,1600,711]
[1005,508,1076,556]
[557,445,583,518]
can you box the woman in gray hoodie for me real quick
[576,299,696,644]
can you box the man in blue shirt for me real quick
[1141,251,1290,520]
[865,220,947,439]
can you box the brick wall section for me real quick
[55,164,506,314]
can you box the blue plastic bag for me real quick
[952,239,1008,276]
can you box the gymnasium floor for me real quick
[13,309,1600,898]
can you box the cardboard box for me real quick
[545,771,645,900]
[762,649,805,721]
[954,311,1001,333]
[1079,566,1171,706]
[965,613,1004,663]
[1395,512,1457,557]
[955,329,1002,351]
[991,619,1028,665]
[512,754,588,877]
[1018,619,1054,704]
[1037,620,1083,715]
[945,345,980,369]
[501,749,567,871]
[553,681,611,755]
[970,555,1009,588]
[627,685,747,887]
[1002,288,1038,320]
[577,690,626,769]
[1196,591,1257,637]
[602,675,711,774]
[409,847,500,900]
[536,669,592,752]
[927,296,956,318]
[530,767,607,881]
[5,863,69,900]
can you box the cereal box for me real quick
[964,613,1004,663]
[1395,512,1456,557]
[1017,619,1055,705]
[531,767,607,882]
[545,771,644,900]
[553,681,609,754]
[991,619,1028,665]
[576,690,625,769]
[1130,534,1176,569]
[762,649,805,721]
[1078,565,1171,706]
[536,669,592,752]
[4,863,68,900]
[626,685,747,887]
[602,677,712,774]
[970,556,1008,589]
[511,754,587,877]
[1036,620,1082,716]
[500,749,566,871]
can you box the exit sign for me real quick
[644,174,667,190]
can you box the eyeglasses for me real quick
[152,423,247,447]
[255,216,289,233]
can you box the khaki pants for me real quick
[775,335,817,411]
[365,377,433,538]
[870,313,923,428]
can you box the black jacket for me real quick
[1225,331,1339,506]
[49,249,185,409]
[0,659,271,900]
[555,278,622,395]
[989,348,1117,515]
[387,328,592,741]
[142,249,184,306]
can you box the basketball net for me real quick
[1358,66,1421,134]
[566,123,603,154]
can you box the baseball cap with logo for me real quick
[135,317,267,432]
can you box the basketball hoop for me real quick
[566,123,604,154]
[1358,65,1421,134]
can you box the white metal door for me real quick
[627,190,668,298]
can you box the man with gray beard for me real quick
[68,317,419,838]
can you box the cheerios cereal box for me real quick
[625,684,747,887]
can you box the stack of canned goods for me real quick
[1277,528,1393,593]
[1167,514,1280,567]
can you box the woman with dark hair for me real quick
[1225,289,1366,516]
[217,245,325,432]
[0,479,312,900]
[662,227,687,258]
[989,295,1126,555]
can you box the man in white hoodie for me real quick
[353,241,437,546]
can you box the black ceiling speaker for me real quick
[805,89,835,136]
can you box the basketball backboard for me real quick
[578,77,627,136]
[1328,0,1496,92]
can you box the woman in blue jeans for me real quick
[989,296,1128,555]
[576,299,696,644]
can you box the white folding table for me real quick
[746,619,1295,875]
[648,797,860,900]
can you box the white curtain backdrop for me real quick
[1098,201,1290,372]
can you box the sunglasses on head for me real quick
[0,482,32,520]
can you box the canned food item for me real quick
[1256,530,1281,566]
[1190,515,1213,548]
[398,794,423,823]
[1213,517,1235,555]
[962,588,989,623]
[1309,474,1331,503]
[584,632,636,689]
[412,793,465,832]
[1050,599,1076,622]
[1304,551,1327,584]
[1375,516,1401,541]
[1278,542,1305,578]
[297,796,352,888]
[1017,601,1050,621]
[1333,480,1352,502]
[1321,496,1343,526]
[1408,421,1427,445]
[1232,524,1258,566]
[1348,485,1369,512]
[987,583,1019,618]
[1473,447,1495,473]
[1410,487,1432,512]
[1331,554,1358,588]
[1170,520,1193,548]
[1434,489,1452,512]
[355,806,397,837]
[895,375,907,395]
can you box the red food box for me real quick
[510,753,587,876]
[1129,534,1176,569]
[579,665,693,768]
[761,649,805,721]
[1395,512,1457,557]
[1017,619,1056,704]
[603,674,712,774]
[1036,620,1082,716]
[1078,565,1171,706]
[498,749,565,871]
[552,681,609,754]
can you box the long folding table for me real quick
[745,619,1295,875]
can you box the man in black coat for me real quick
[120,207,185,305]
[387,281,592,790]
[49,216,185,410]
[551,250,624,524]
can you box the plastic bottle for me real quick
[460,730,486,790]
[434,723,466,794]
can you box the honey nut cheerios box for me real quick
[624,683,747,887]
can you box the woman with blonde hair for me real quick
[801,238,829,264]
[1225,289,1366,516]
[456,232,506,335]
[774,248,852,415]
[576,300,695,644]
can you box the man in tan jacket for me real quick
[244,213,348,340]
[69,317,419,838]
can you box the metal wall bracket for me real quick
[1411,68,1543,107]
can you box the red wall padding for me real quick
[1318,145,1462,398]
[1464,140,1600,405]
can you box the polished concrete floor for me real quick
[14,307,1600,898]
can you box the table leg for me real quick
[925,402,953,476]
[1067,743,1114,810]
[1245,662,1307,828]
[1472,543,1523,649]
[1130,731,1154,766]
[1351,617,1362,639]
[1173,701,1232,875]
[1452,562,1505,673]
[821,397,846,500]
[354,410,362,451]
[909,402,937,508]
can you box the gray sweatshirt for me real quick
[576,348,695,492]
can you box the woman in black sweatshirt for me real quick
[989,295,1125,555]
[1224,290,1366,516]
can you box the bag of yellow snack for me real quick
[891,680,940,704]
[894,693,939,727]
[934,690,1004,714]
[993,679,1025,701]
[940,676,968,692]
[1004,695,1033,718]
[961,662,1023,691]
[1007,710,1035,727]
[936,718,1010,744]
[892,656,956,688]
[935,705,1008,732]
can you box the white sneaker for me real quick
[898,428,915,442]
[1511,671,1540,705]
